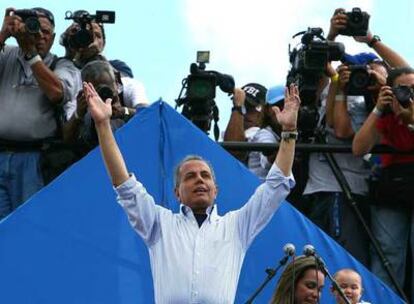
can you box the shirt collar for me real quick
[180,204,219,222]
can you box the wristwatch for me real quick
[231,105,245,115]
[24,50,39,61]
[281,130,299,141]
[368,35,381,48]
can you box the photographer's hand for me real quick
[376,86,393,111]
[327,8,347,41]
[367,68,387,92]
[232,88,246,107]
[337,64,350,92]
[353,30,373,44]
[0,8,21,44]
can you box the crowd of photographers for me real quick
[1,5,414,302]
[222,7,414,300]
[0,7,148,217]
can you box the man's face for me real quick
[175,160,217,214]
[333,271,362,304]
[244,106,262,130]
[294,269,325,304]
[84,73,119,104]
[394,73,414,88]
[35,17,55,57]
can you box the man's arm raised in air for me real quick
[83,82,129,186]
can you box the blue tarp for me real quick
[0,101,403,303]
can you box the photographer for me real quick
[63,60,136,152]
[0,7,79,219]
[223,83,267,162]
[353,67,414,299]
[247,85,284,180]
[60,12,148,121]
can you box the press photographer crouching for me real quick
[353,67,414,298]
[62,60,136,152]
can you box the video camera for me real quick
[338,8,370,37]
[64,10,115,49]
[176,51,235,140]
[13,9,41,34]
[287,27,344,141]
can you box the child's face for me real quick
[333,271,362,304]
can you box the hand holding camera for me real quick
[376,86,394,112]
[232,88,246,107]
[1,8,23,42]
[337,64,351,91]
[327,8,347,40]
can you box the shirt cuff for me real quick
[114,173,142,198]
[266,163,296,189]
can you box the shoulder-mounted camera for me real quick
[176,51,235,140]
[64,10,115,49]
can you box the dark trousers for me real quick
[303,191,371,267]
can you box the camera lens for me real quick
[351,70,370,88]
[393,86,413,108]
[25,16,40,34]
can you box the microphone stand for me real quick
[314,255,351,304]
[244,255,290,304]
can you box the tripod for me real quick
[314,128,408,303]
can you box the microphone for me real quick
[283,243,296,256]
[302,244,352,304]
[303,244,316,257]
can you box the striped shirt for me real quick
[115,164,294,303]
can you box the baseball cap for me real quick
[341,52,380,65]
[110,60,134,78]
[266,85,285,106]
[241,83,267,108]
[32,7,55,27]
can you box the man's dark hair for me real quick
[387,66,414,86]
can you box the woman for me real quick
[270,255,325,304]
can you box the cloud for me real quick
[183,0,374,87]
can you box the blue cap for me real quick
[109,60,134,78]
[266,85,285,105]
[341,52,380,65]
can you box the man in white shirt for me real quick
[83,82,300,303]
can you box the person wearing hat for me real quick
[61,16,148,132]
[223,83,267,162]
[0,7,79,219]
[247,85,285,180]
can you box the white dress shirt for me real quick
[115,164,294,304]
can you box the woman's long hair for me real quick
[269,255,323,304]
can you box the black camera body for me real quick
[339,8,370,36]
[346,65,375,96]
[14,9,40,34]
[287,27,344,141]
[176,52,235,139]
[288,28,344,105]
[393,85,414,108]
[64,10,115,49]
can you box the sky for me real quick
[3,0,414,138]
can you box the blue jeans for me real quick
[0,151,44,220]
[370,205,414,297]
